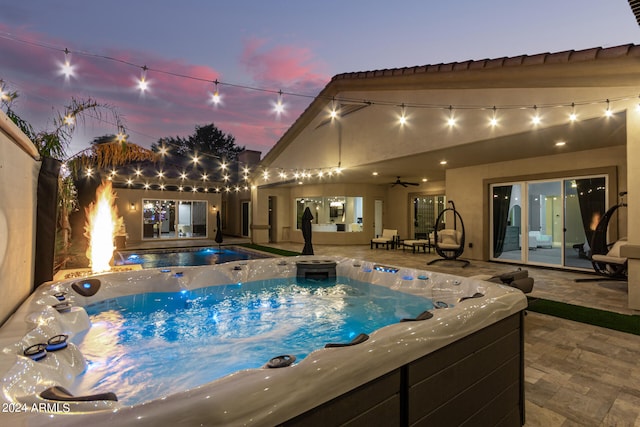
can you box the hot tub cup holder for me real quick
[52,302,72,313]
[46,334,69,352]
[53,292,67,301]
[266,354,296,368]
[23,343,47,361]
[23,335,70,361]
[434,301,449,309]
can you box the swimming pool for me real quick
[115,246,268,268]
[0,256,528,426]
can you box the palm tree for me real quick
[2,92,156,272]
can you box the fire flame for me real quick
[84,181,123,274]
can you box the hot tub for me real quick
[0,256,527,426]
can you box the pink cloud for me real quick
[240,37,329,87]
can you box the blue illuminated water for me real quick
[71,277,434,405]
[115,247,266,268]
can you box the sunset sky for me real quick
[1,0,638,158]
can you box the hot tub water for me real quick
[71,277,434,405]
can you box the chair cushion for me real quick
[381,229,397,238]
[371,237,392,243]
[439,229,460,246]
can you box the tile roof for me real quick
[331,44,640,82]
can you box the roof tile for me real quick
[568,47,601,62]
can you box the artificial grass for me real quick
[237,243,301,257]
[527,297,640,336]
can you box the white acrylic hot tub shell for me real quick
[0,256,527,426]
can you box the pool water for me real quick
[71,276,434,406]
[115,247,266,268]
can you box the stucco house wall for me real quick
[0,111,40,325]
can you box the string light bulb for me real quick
[329,97,338,120]
[0,83,9,102]
[489,106,498,127]
[531,105,541,126]
[447,106,456,127]
[274,90,284,115]
[137,65,149,93]
[399,103,407,126]
[604,99,613,117]
[211,80,221,105]
[116,131,127,143]
[60,48,75,80]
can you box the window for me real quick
[142,199,207,239]
[412,195,445,237]
[295,196,363,232]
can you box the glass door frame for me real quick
[489,174,609,271]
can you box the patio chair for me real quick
[590,238,628,280]
[428,201,469,267]
[371,229,398,249]
[576,192,627,282]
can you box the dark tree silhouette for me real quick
[152,123,244,163]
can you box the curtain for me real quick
[492,185,512,258]
[574,177,606,254]
[34,157,61,288]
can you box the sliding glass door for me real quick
[527,181,561,266]
[490,175,606,270]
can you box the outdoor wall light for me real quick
[129,202,136,211]
[211,205,217,212]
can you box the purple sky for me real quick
[1,1,638,158]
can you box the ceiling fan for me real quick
[390,176,419,187]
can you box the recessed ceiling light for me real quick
[422,178,428,182]
[440,160,447,165]
[555,141,566,146]
[372,172,378,176]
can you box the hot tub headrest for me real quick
[40,386,118,402]
[488,269,534,294]
[325,333,369,348]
